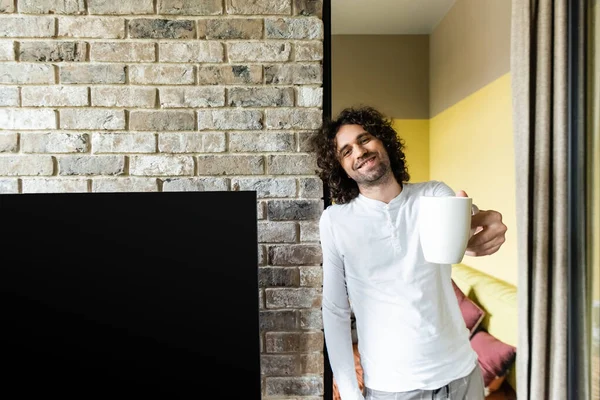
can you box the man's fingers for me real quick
[465,244,503,257]
[456,190,468,197]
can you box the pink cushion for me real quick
[470,329,517,386]
[451,279,485,335]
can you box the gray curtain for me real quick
[511,0,589,399]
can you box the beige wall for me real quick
[331,35,429,119]
[430,0,511,117]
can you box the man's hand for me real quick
[456,190,507,257]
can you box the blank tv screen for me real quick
[0,191,260,399]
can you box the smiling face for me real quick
[335,124,392,187]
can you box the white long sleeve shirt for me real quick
[320,180,477,400]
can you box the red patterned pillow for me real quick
[451,279,485,336]
[470,329,517,388]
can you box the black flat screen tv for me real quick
[0,191,260,399]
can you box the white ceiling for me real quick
[331,0,456,35]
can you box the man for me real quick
[312,106,507,400]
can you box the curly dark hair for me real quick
[312,106,410,204]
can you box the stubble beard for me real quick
[354,160,393,189]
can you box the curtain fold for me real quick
[510,0,570,398]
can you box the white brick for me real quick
[0,87,19,106]
[19,0,86,14]
[0,63,54,84]
[60,109,125,130]
[58,155,125,176]
[21,132,89,153]
[58,17,125,38]
[0,17,55,37]
[0,178,19,193]
[0,109,56,130]
[158,132,226,153]
[158,42,224,63]
[91,87,156,107]
[129,155,194,176]
[129,65,195,85]
[0,155,53,176]
[296,87,323,107]
[231,177,296,198]
[228,42,291,62]
[92,177,158,192]
[161,177,229,191]
[0,132,18,152]
[22,86,88,107]
[0,40,14,61]
[197,109,263,130]
[90,42,154,62]
[92,132,156,153]
[88,0,154,15]
[159,87,224,108]
[22,178,88,193]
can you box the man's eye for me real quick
[342,149,351,157]
[361,137,370,143]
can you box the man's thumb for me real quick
[456,190,468,197]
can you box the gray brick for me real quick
[258,266,299,286]
[19,41,87,62]
[198,109,262,130]
[129,19,195,39]
[92,132,156,153]
[0,132,17,152]
[58,17,125,38]
[299,221,319,242]
[60,109,125,130]
[258,221,298,243]
[258,245,266,265]
[299,266,322,287]
[22,86,88,107]
[293,0,322,17]
[92,177,158,192]
[266,288,321,309]
[298,131,318,152]
[158,132,226,153]
[267,199,322,221]
[265,331,323,353]
[0,87,19,106]
[196,155,264,175]
[228,42,291,62]
[0,40,14,61]
[158,0,222,15]
[19,0,86,14]
[21,132,89,153]
[296,87,322,107]
[91,87,156,108]
[0,63,54,84]
[197,65,262,85]
[229,132,295,153]
[265,18,323,39]
[268,244,322,266]
[257,201,266,219]
[22,178,88,193]
[298,176,323,198]
[227,87,293,107]
[161,177,228,191]
[90,42,155,62]
[294,41,323,61]
[261,354,299,375]
[0,155,53,176]
[301,353,323,374]
[232,177,296,198]
[265,64,322,84]
[202,18,262,39]
[60,64,126,84]
[159,87,224,108]
[266,108,322,130]
[129,65,194,85]
[0,179,19,193]
[0,109,56,130]
[265,377,322,397]
[267,154,318,175]
[0,17,55,37]
[129,110,195,131]
[88,0,154,15]
[0,0,14,13]
[259,310,297,331]
[129,155,194,176]
[58,155,125,176]
[227,0,291,15]
[299,309,322,329]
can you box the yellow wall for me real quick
[429,73,518,286]
[392,119,430,183]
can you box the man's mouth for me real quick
[356,156,376,170]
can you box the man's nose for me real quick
[354,144,367,158]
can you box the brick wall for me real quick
[0,0,325,398]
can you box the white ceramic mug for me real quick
[418,195,472,264]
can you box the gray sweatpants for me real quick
[364,364,485,400]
